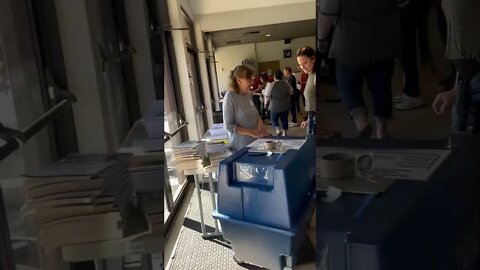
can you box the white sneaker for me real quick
[275,127,281,136]
[288,122,299,127]
[393,94,409,103]
[394,96,423,110]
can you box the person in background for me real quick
[434,0,456,91]
[250,74,263,116]
[432,3,480,267]
[297,46,336,139]
[259,72,270,122]
[223,65,269,151]
[318,0,408,139]
[394,0,424,110]
[264,70,292,136]
[433,0,480,134]
[284,66,299,127]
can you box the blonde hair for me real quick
[228,65,253,94]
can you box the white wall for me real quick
[214,36,314,93]
[256,36,315,71]
[214,43,256,93]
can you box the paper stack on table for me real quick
[138,195,163,234]
[316,146,451,195]
[247,138,306,154]
[202,125,229,153]
[208,151,231,167]
[200,125,230,165]
[21,154,140,254]
[172,141,209,171]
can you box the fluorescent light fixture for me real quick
[265,34,271,37]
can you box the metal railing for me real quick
[164,121,188,143]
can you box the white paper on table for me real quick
[247,138,306,150]
[316,147,451,181]
[204,134,228,141]
[210,123,224,129]
[208,128,228,136]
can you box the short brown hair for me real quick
[228,65,253,93]
[296,46,315,58]
[284,66,292,73]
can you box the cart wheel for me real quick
[233,255,244,264]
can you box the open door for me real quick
[258,60,280,76]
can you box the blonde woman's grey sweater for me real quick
[222,91,259,151]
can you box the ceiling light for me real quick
[265,34,271,37]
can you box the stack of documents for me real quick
[208,151,231,167]
[203,125,228,148]
[172,141,208,171]
[21,154,137,254]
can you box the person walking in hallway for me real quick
[318,0,408,139]
[264,70,292,136]
[284,66,299,127]
[394,0,424,110]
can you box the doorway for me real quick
[258,60,280,76]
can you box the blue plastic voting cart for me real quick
[213,138,315,270]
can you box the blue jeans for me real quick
[336,59,395,119]
[307,111,316,136]
[270,111,289,130]
[453,71,480,132]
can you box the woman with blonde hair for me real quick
[223,65,270,151]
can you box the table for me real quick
[183,166,222,239]
[316,135,480,270]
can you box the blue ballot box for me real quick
[213,138,316,270]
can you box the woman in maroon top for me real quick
[250,74,263,116]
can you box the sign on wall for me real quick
[283,49,292,58]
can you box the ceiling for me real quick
[209,19,315,48]
[188,0,313,15]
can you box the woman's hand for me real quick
[255,120,269,138]
[259,129,270,138]
[251,128,269,138]
[300,120,308,129]
[257,119,265,131]
[432,89,457,115]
